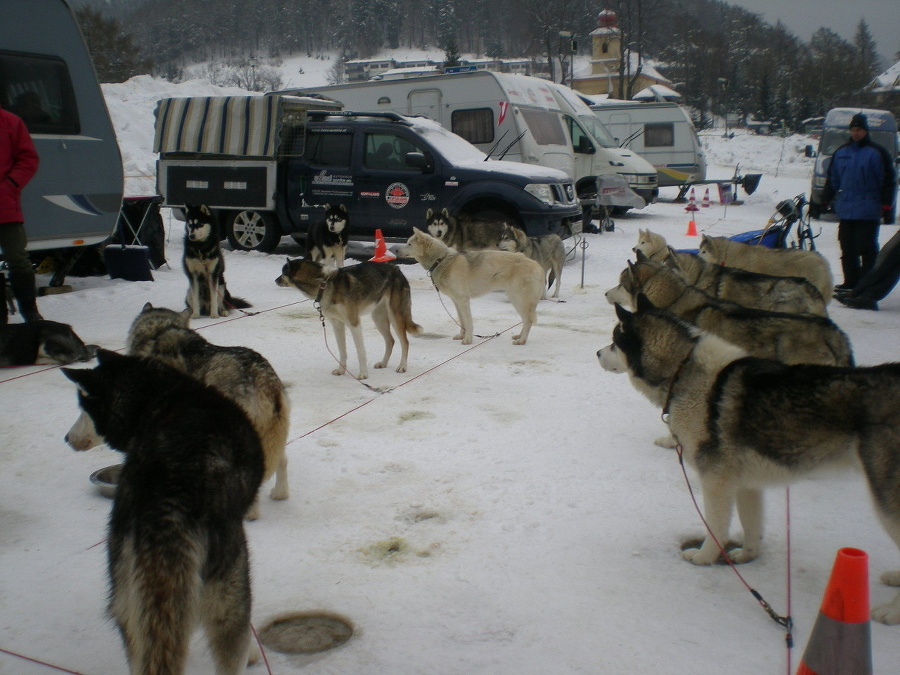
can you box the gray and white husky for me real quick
[424,207,507,252]
[276,257,422,379]
[597,298,900,625]
[125,303,289,519]
[497,224,565,299]
[64,350,263,672]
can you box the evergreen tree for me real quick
[74,7,152,82]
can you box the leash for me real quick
[660,348,793,664]
[0,647,88,674]
[666,424,794,662]
[425,256,501,340]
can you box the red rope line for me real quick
[0,647,87,674]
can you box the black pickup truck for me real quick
[154,95,581,251]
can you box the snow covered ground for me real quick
[1,60,899,674]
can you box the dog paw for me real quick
[654,434,677,448]
[727,546,758,564]
[871,594,900,625]
[395,365,407,373]
[331,367,346,376]
[247,639,261,664]
[512,336,526,345]
[358,372,369,380]
[461,337,473,345]
[881,570,900,587]
[681,547,718,566]
[269,487,289,501]
[245,506,260,521]
[453,333,464,341]
[374,361,387,369]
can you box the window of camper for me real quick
[451,108,494,145]
[303,130,352,167]
[0,51,79,135]
[518,108,567,146]
[644,122,675,147]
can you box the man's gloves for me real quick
[808,201,826,219]
[884,204,895,225]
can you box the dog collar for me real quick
[428,257,445,275]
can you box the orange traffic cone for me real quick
[369,229,396,262]
[796,548,872,675]
[701,187,711,208]
[686,218,698,236]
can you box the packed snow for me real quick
[1,57,899,674]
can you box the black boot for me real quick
[8,272,43,322]
[0,273,8,326]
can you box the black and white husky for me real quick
[306,203,350,267]
[183,204,251,318]
[64,350,264,672]
[597,297,900,625]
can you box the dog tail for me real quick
[390,274,424,336]
[111,534,203,674]
[224,288,252,309]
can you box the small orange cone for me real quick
[369,229,396,262]
[701,187,711,208]
[796,548,872,675]
[686,218,698,236]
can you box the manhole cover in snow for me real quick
[258,611,354,654]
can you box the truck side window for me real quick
[364,132,420,170]
[303,130,352,167]
[451,108,494,145]
[644,123,674,147]
[0,50,79,135]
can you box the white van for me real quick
[293,71,658,213]
[1,0,123,253]
[589,100,707,188]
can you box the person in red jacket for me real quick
[1,102,41,321]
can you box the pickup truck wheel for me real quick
[226,210,281,253]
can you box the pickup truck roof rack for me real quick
[306,110,412,126]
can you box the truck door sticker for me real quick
[386,182,410,209]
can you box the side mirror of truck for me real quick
[404,152,431,171]
[576,137,595,155]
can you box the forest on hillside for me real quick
[70,0,897,129]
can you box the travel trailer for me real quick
[809,107,899,220]
[1,0,123,257]
[589,100,707,188]
[292,71,658,215]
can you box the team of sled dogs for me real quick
[17,207,891,672]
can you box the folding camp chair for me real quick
[104,196,166,281]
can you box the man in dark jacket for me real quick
[0,102,41,321]
[820,112,897,291]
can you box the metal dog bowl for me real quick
[89,464,122,499]
[258,611,354,654]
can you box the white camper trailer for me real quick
[589,100,707,188]
[1,0,123,254]
[293,71,658,215]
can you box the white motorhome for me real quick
[1,0,123,256]
[292,71,658,213]
[589,100,707,188]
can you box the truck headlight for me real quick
[525,183,556,205]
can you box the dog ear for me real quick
[61,366,100,394]
[200,204,211,215]
[96,348,126,366]
[634,249,648,262]
[141,301,153,312]
[179,308,192,324]
[425,208,433,219]
[441,208,450,218]
[635,293,657,313]
[614,303,632,322]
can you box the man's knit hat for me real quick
[849,113,868,130]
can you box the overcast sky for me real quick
[727,0,897,65]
